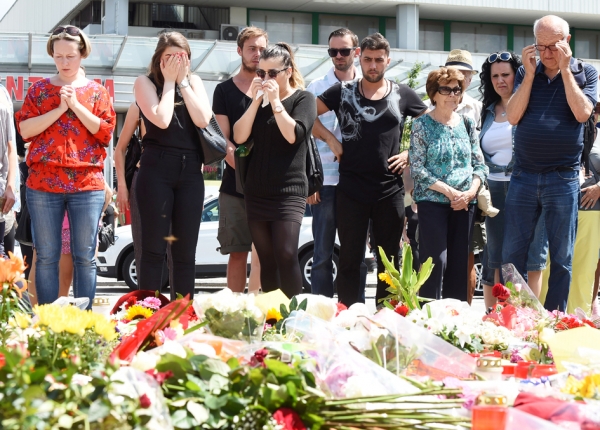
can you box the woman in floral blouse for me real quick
[16,25,115,307]
[409,67,488,303]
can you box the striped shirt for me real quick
[513,60,598,173]
[306,67,361,186]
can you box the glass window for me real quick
[386,18,397,49]
[318,14,379,45]
[249,10,312,45]
[575,29,600,60]
[451,22,507,54]
[513,25,533,54]
[129,3,152,26]
[420,20,444,51]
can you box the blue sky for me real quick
[0,0,16,21]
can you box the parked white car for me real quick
[96,191,349,292]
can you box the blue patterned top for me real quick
[409,114,488,204]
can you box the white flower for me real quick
[334,309,361,329]
[348,302,371,317]
[71,374,93,386]
[539,327,555,344]
[158,340,187,358]
[453,326,474,348]
[187,342,217,358]
[425,318,444,335]
[131,351,160,372]
[295,294,338,321]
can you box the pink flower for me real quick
[154,327,178,346]
[139,393,151,408]
[138,297,162,310]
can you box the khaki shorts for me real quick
[217,193,252,255]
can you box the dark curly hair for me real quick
[478,51,522,122]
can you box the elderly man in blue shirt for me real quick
[503,15,598,312]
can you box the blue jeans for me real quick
[486,179,548,271]
[502,168,580,311]
[311,186,337,297]
[27,187,105,308]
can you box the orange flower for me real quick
[0,252,27,298]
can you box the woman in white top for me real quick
[478,51,547,308]
[0,84,18,257]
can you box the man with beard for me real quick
[316,33,428,306]
[307,28,363,298]
[213,27,267,293]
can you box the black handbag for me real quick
[306,136,324,196]
[124,119,142,191]
[234,140,254,195]
[15,199,33,246]
[197,115,227,166]
[97,224,115,252]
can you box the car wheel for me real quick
[299,249,339,294]
[121,251,169,292]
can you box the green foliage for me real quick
[276,296,307,333]
[378,243,434,310]
[399,61,425,152]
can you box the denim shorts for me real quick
[486,179,548,271]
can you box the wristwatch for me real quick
[273,104,284,114]
[179,78,190,89]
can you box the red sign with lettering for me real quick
[1,75,115,102]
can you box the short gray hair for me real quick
[533,15,570,39]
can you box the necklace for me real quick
[359,78,390,99]
[498,103,507,117]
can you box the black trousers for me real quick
[336,189,404,306]
[136,147,204,299]
[417,201,475,302]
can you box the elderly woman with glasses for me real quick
[16,25,115,308]
[409,67,488,302]
[478,51,548,309]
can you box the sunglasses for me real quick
[438,86,463,96]
[52,26,81,37]
[327,48,357,58]
[487,52,512,63]
[256,68,287,79]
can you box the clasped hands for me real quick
[251,78,280,105]
[448,188,475,211]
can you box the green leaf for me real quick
[290,296,298,311]
[298,298,308,311]
[199,358,230,380]
[87,400,110,422]
[264,359,295,378]
[187,401,209,424]
[378,246,400,277]
[57,414,73,429]
[204,394,228,410]
[170,409,196,429]
[208,374,229,394]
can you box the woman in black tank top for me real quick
[134,31,212,299]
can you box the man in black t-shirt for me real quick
[316,33,427,307]
[213,27,267,293]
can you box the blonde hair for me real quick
[260,42,304,90]
[46,25,92,58]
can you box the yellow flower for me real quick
[581,374,600,399]
[10,312,31,329]
[266,308,283,323]
[125,304,154,321]
[93,317,118,342]
[378,272,393,286]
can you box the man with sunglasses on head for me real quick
[306,28,363,299]
[504,15,597,312]
[213,27,268,294]
[316,33,428,307]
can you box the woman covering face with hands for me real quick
[133,31,212,299]
[15,25,115,308]
[233,43,317,298]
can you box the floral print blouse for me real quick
[16,79,115,193]
[409,114,488,204]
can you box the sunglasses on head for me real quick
[437,86,463,96]
[52,26,81,37]
[327,48,357,58]
[256,68,287,79]
[487,52,512,63]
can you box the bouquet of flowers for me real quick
[0,253,28,330]
[193,288,265,342]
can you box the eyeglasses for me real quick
[52,26,81,37]
[327,48,357,58]
[256,68,288,79]
[437,86,463,96]
[534,43,560,52]
[487,52,512,63]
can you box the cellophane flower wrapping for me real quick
[501,264,547,314]
[193,288,265,342]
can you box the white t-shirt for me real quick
[481,120,513,182]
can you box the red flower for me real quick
[139,393,151,408]
[394,304,409,317]
[250,348,269,368]
[145,369,173,384]
[389,299,399,307]
[492,283,511,301]
[124,297,137,310]
[0,352,5,369]
[110,290,170,315]
[272,408,307,430]
[335,302,348,316]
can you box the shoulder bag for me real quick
[124,117,142,191]
[197,115,227,166]
[306,135,324,196]
[234,140,254,195]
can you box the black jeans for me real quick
[337,189,404,306]
[136,147,204,299]
[417,201,475,302]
